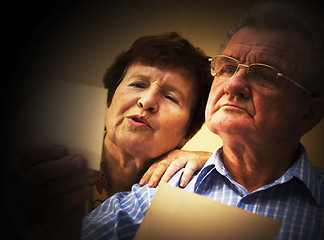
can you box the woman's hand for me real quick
[17,144,99,240]
[139,150,212,188]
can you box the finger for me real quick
[23,154,87,191]
[139,162,158,186]
[26,169,98,204]
[29,185,92,222]
[147,161,171,188]
[21,144,68,172]
[161,157,187,183]
[179,161,197,188]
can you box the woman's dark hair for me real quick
[103,32,213,140]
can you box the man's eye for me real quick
[214,65,236,77]
[260,74,275,82]
[249,66,277,83]
[224,66,236,75]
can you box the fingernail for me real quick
[71,155,84,170]
[179,180,186,188]
[52,146,66,158]
[161,177,167,183]
[148,180,155,188]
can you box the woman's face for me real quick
[105,64,196,159]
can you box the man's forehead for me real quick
[223,27,309,72]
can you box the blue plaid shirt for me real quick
[82,145,324,240]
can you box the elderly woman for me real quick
[15,32,212,239]
[90,32,212,209]
[90,33,211,208]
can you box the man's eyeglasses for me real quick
[209,55,312,95]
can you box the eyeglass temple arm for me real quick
[279,74,312,96]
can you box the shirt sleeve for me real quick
[81,184,157,240]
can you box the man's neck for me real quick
[222,139,300,193]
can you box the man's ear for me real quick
[299,98,324,136]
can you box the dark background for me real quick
[2,1,323,239]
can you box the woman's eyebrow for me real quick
[162,83,186,101]
[128,73,151,80]
[127,72,188,102]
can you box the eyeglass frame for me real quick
[208,55,312,96]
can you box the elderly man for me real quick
[82,2,324,239]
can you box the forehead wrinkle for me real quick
[246,45,287,70]
[129,65,194,107]
[129,63,195,95]
[225,27,308,76]
[226,35,287,67]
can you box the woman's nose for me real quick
[224,68,251,98]
[137,90,159,113]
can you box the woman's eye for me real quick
[165,94,179,104]
[130,82,147,88]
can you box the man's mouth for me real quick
[219,104,253,118]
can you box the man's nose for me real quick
[223,67,251,98]
[137,90,159,113]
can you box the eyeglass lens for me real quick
[211,56,279,89]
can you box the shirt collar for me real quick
[283,145,321,206]
[197,145,321,206]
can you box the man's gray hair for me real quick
[225,1,324,97]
